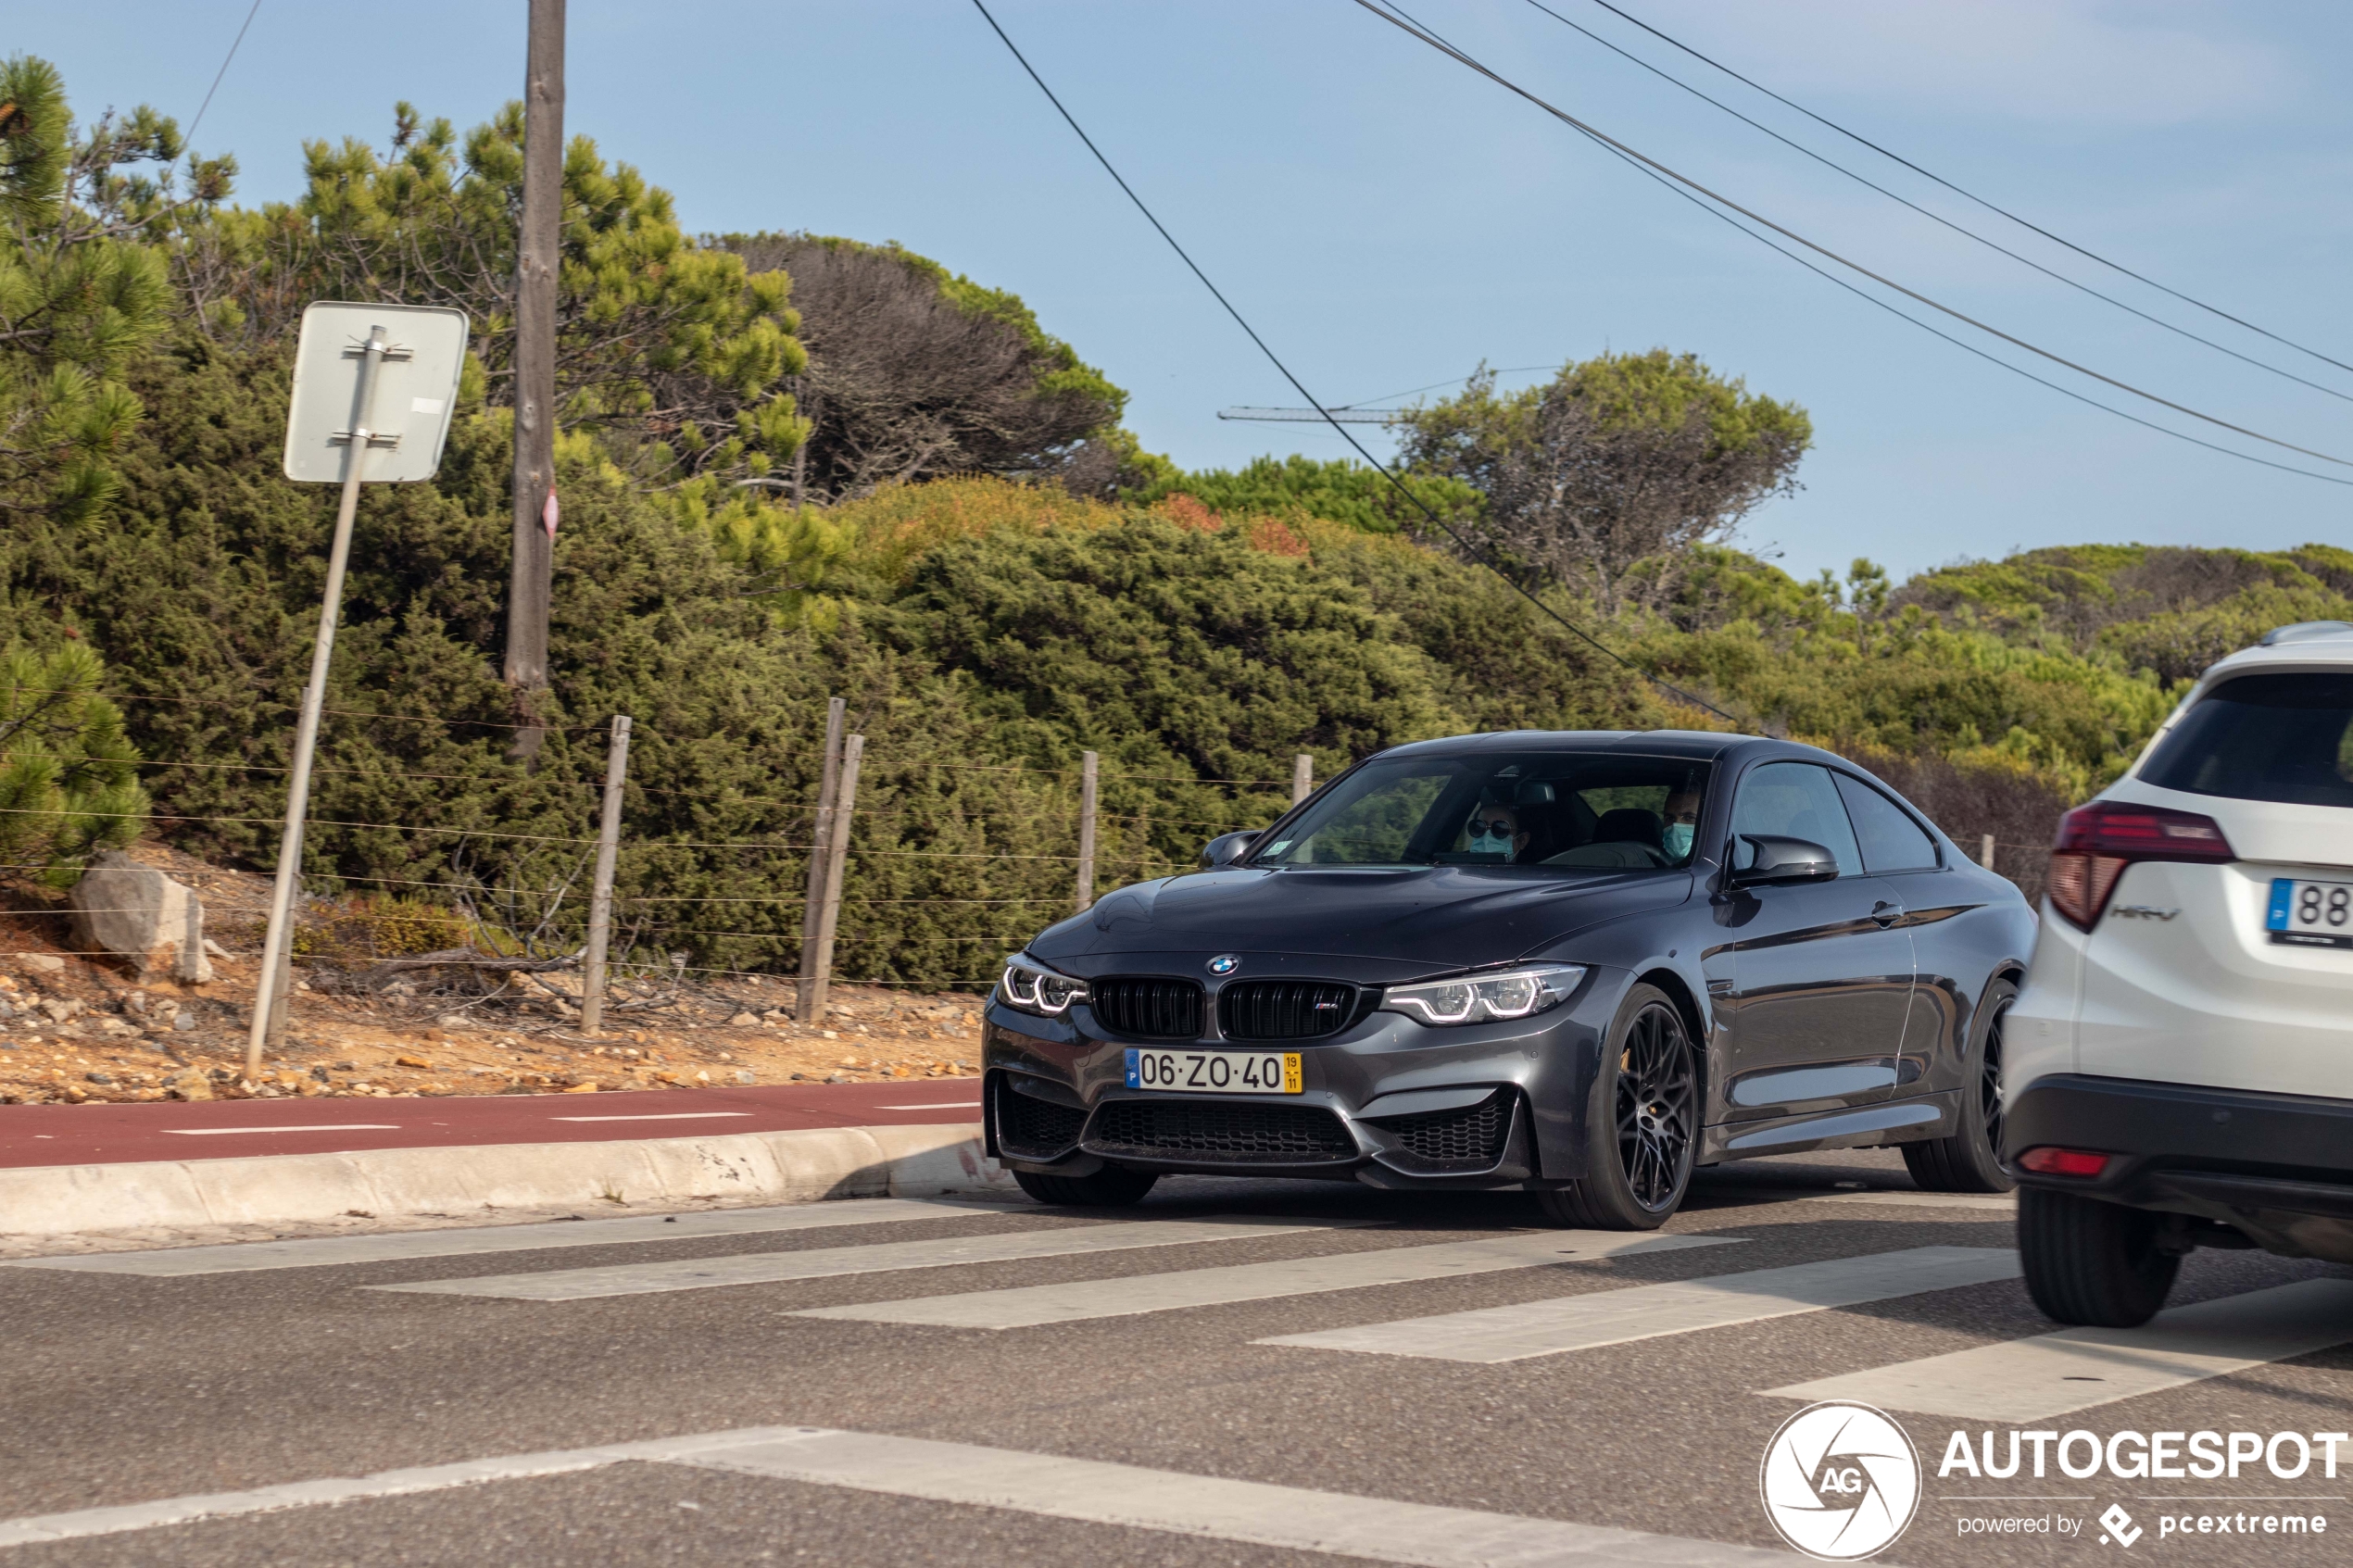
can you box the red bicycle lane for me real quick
[0,1080,985,1170]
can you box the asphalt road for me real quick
[2,1148,2347,1567]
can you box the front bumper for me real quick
[981,972,1619,1188]
[2004,1073,2353,1263]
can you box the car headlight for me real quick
[999,955,1088,1018]
[1379,964,1586,1026]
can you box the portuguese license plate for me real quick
[1125,1047,1302,1095]
[2267,877,2353,948]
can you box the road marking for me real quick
[875,1100,981,1110]
[6,1198,1006,1277]
[1793,1190,2017,1211]
[1765,1277,2353,1421]
[371,1216,1350,1301]
[795,1230,1740,1328]
[0,1424,1801,1564]
[546,1111,755,1123]
[161,1123,403,1135]
[1261,1246,2022,1363]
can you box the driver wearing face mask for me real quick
[1464,803,1529,861]
[1662,785,1702,862]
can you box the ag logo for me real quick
[1758,1401,1921,1561]
[1205,954,1239,975]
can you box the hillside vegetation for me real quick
[5,58,2341,985]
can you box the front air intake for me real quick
[1085,1100,1356,1163]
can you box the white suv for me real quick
[2007,621,2353,1326]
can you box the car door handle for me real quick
[1871,900,1904,928]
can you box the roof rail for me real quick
[2258,621,2353,646]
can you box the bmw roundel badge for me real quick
[1206,954,1239,975]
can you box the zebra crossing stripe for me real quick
[1260,1246,2021,1363]
[3,1198,1007,1277]
[368,1215,1348,1301]
[1763,1277,2353,1421]
[0,1424,1804,1564]
[792,1229,1741,1328]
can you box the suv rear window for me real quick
[2139,671,2353,807]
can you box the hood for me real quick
[1025,863,1692,979]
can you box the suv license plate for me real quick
[2266,877,2353,948]
[1125,1048,1301,1095]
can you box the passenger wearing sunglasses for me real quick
[1464,804,1529,862]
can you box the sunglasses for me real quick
[1466,818,1516,837]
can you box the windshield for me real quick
[1252,752,1711,871]
[2140,671,2353,808]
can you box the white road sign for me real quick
[281,302,470,483]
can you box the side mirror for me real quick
[1199,831,1261,870]
[1728,834,1840,886]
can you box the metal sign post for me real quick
[247,303,469,1080]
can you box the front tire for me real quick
[2018,1186,2179,1327]
[1535,984,1697,1231]
[1013,1165,1159,1207]
[1902,978,2017,1194]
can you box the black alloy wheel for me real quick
[1902,978,2018,1194]
[1617,1001,1697,1210]
[1537,984,1697,1230]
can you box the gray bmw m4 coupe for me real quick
[983,730,2037,1228]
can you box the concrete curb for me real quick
[0,1123,1015,1239]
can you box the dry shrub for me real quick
[827,474,1122,584]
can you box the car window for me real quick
[1729,761,1862,876]
[2139,671,2353,808]
[1833,772,1940,872]
[1253,753,1710,872]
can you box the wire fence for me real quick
[7,688,2067,1014]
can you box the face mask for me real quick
[1468,822,1514,849]
[1663,823,1695,859]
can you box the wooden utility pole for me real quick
[806,734,864,1022]
[506,0,564,733]
[1291,753,1314,807]
[796,697,846,1022]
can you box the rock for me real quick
[394,1055,432,1070]
[66,853,213,984]
[123,990,147,1016]
[98,1018,137,1036]
[39,997,79,1024]
[172,1010,199,1033]
[434,1013,471,1029]
[727,1011,760,1027]
[733,1068,756,1085]
[13,953,64,973]
[162,1068,212,1100]
[0,999,12,1019]
[84,1072,114,1085]
[561,1081,598,1094]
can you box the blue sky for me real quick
[16,1,2353,583]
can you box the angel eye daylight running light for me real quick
[998,955,1088,1018]
[1379,964,1586,1027]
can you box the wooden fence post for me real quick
[807,733,863,1021]
[1076,750,1099,913]
[578,714,633,1037]
[796,697,846,1022]
[1292,753,1314,806]
[1981,834,1997,872]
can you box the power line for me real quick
[1358,0,2353,479]
[1579,0,2353,383]
[966,0,1742,727]
[182,0,262,149]
[1375,2,2353,491]
[1520,0,2353,407]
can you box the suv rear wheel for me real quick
[1013,1165,1159,1207]
[1902,978,2018,1194]
[2018,1185,2180,1326]
[1536,985,1695,1231]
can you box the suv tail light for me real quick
[2018,1146,2112,1178]
[2046,800,2235,930]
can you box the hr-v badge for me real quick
[1206,955,1239,975]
